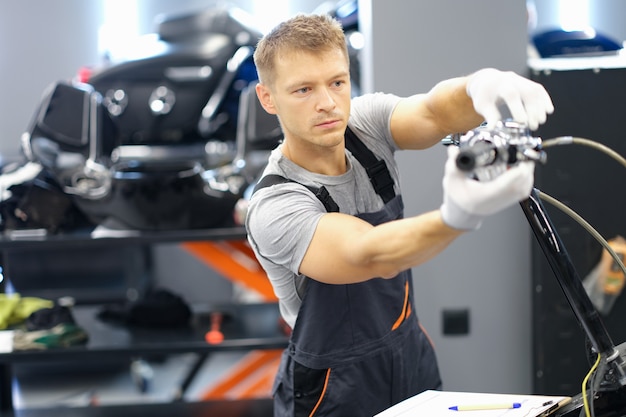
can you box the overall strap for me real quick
[344,126,396,204]
[253,174,339,213]
[252,127,395,211]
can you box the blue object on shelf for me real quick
[532,28,623,58]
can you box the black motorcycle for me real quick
[8,4,281,232]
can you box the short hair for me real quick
[253,14,349,86]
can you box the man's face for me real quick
[256,48,351,150]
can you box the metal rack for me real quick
[0,226,287,415]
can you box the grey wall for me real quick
[0,1,103,163]
[359,0,533,394]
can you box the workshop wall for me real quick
[0,1,102,163]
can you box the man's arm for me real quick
[299,148,536,285]
[390,69,554,150]
[299,210,462,284]
[390,76,482,150]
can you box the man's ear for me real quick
[256,83,277,115]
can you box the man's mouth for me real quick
[316,119,341,128]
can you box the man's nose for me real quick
[315,88,336,111]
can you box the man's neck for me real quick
[281,141,347,176]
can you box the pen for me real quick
[449,403,522,411]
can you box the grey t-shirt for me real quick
[246,92,403,328]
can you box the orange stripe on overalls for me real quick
[309,369,332,417]
[391,279,410,331]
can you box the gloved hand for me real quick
[440,146,535,230]
[466,68,554,130]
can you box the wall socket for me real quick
[442,308,470,336]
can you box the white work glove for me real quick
[467,68,554,131]
[440,146,535,230]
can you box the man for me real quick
[245,13,553,417]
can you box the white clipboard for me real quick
[375,390,572,417]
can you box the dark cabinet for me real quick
[529,62,626,395]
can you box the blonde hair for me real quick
[253,14,349,86]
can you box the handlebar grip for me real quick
[455,141,498,172]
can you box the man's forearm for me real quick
[425,75,484,134]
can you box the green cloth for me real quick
[13,323,89,350]
[0,294,54,329]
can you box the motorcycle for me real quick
[3,1,364,233]
[7,4,281,232]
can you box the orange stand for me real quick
[181,241,277,302]
[181,240,282,399]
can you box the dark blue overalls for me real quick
[255,128,442,417]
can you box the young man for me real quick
[246,13,553,417]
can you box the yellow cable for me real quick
[537,136,624,417]
[582,354,601,417]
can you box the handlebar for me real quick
[452,120,546,181]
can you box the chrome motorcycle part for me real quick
[456,120,546,181]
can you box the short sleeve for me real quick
[246,183,326,274]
